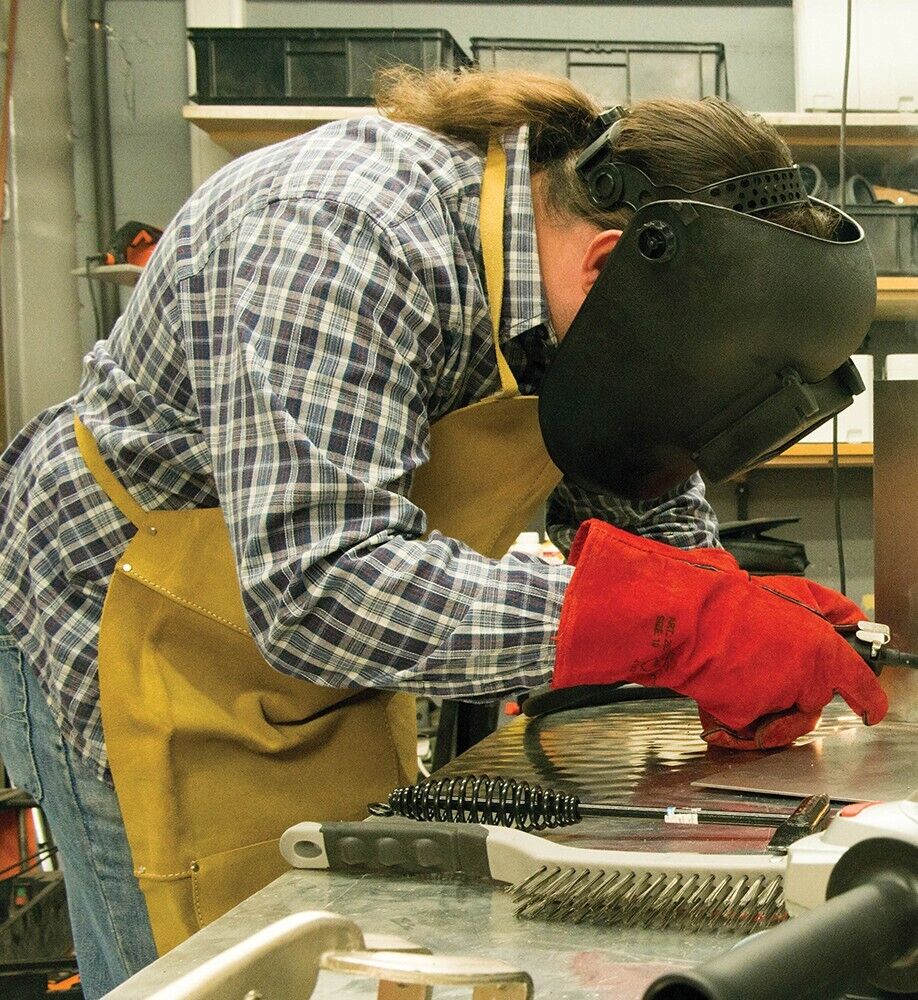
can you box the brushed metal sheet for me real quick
[438,697,881,854]
[692,719,918,801]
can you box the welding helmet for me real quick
[537,108,876,500]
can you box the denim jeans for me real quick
[0,625,157,997]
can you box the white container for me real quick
[794,0,917,112]
[885,354,918,380]
[800,354,873,443]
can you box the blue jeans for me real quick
[0,625,157,997]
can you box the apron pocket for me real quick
[191,838,290,930]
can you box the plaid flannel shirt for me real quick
[0,120,718,780]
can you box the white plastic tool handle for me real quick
[784,798,918,915]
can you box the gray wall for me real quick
[66,0,192,350]
[0,1,193,433]
[248,2,796,110]
[0,0,84,439]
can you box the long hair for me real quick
[375,67,835,238]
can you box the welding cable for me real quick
[832,0,855,596]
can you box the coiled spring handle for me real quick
[369,775,580,832]
[368,774,813,835]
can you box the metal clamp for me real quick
[146,911,533,1000]
[320,950,534,999]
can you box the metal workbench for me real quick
[104,698,912,999]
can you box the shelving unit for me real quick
[71,263,143,287]
[183,104,374,157]
[182,105,917,470]
[760,112,918,178]
[765,442,873,468]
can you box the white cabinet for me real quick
[794,0,917,112]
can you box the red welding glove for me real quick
[552,520,887,750]
[699,573,868,749]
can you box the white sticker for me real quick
[664,807,701,826]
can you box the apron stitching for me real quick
[120,566,250,636]
[135,868,192,881]
[191,872,205,929]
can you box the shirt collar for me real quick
[498,126,554,345]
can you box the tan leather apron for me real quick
[75,140,562,955]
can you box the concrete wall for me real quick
[0,1,192,440]
[66,0,192,351]
[0,0,84,441]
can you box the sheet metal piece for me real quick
[692,722,917,802]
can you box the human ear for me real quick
[581,230,622,294]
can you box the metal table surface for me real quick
[105,698,913,1000]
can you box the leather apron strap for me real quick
[480,139,518,398]
[73,417,149,530]
[407,137,563,557]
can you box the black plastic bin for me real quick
[849,204,918,276]
[189,27,472,105]
[472,38,728,105]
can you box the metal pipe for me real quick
[88,0,120,336]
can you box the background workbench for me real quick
[103,698,911,999]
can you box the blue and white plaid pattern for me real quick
[0,120,718,780]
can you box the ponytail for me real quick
[375,67,836,239]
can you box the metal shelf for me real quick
[71,263,143,286]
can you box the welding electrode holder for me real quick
[642,836,918,999]
[847,621,918,672]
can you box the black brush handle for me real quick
[643,838,918,1000]
[322,819,493,877]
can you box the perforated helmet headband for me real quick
[574,106,810,218]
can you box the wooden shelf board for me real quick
[876,276,918,322]
[762,112,918,175]
[765,442,873,468]
[183,104,374,156]
[762,111,918,139]
[184,104,918,174]
[181,106,918,317]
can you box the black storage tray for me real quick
[471,37,728,105]
[848,204,918,276]
[189,27,472,105]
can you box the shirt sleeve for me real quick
[191,196,571,700]
[546,472,721,556]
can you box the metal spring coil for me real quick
[386,775,582,832]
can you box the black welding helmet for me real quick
[537,109,876,500]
